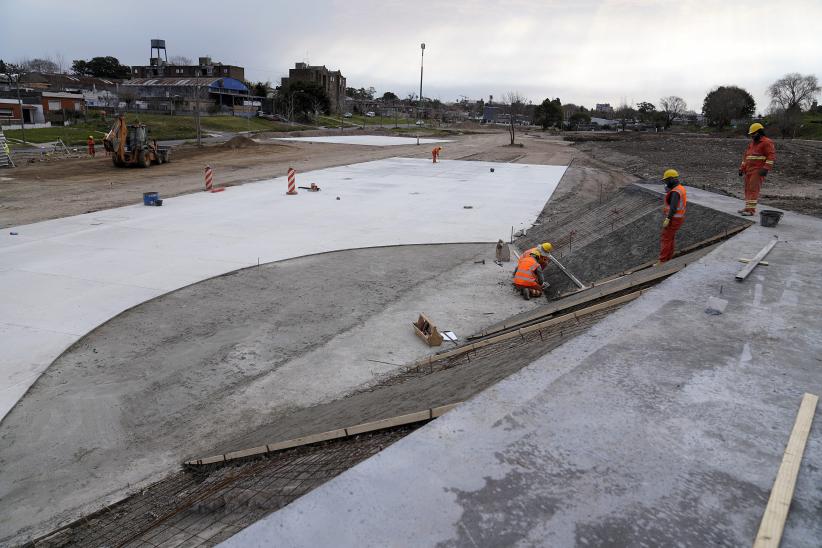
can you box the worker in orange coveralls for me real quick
[738,122,776,216]
[432,145,442,163]
[659,169,687,263]
[87,135,96,158]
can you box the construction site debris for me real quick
[738,258,770,266]
[759,210,783,227]
[736,238,778,281]
[495,240,511,262]
[704,296,728,315]
[753,393,819,548]
[413,314,444,346]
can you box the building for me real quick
[120,77,254,114]
[595,103,614,115]
[280,63,346,113]
[20,72,120,93]
[0,98,45,127]
[130,40,245,81]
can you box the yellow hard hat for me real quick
[662,169,679,180]
[88,135,93,139]
[530,249,542,258]
[748,122,764,135]
[540,242,553,253]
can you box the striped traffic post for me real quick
[287,167,298,195]
[204,165,213,191]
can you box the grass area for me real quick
[5,114,300,146]
[798,112,822,140]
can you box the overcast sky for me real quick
[3,0,820,113]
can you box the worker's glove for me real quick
[541,282,550,290]
[738,169,744,177]
[662,218,670,228]
[758,168,768,177]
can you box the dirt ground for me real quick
[568,132,822,217]
[0,129,577,228]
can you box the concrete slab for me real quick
[0,158,564,423]
[222,187,822,547]
[272,135,451,146]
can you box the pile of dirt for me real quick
[221,135,259,149]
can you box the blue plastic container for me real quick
[143,192,159,206]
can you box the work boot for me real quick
[740,209,755,217]
[522,288,531,300]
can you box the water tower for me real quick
[150,39,168,67]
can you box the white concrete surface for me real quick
[222,187,822,547]
[272,135,452,146]
[0,158,565,422]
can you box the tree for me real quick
[702,86,755,129]
[381,91,398,102]
[568,111,591,130]
[534,97,563,129]
[72,56,131,79]
[0,60,6,75]
[636,101,656,123]
[279,81,330,122]
[769,73,820,112]
[24,57,59,74]
[767,73,820,138]
[659,96,687,128]
[504,91,525,145]
[252,81,269,97]
[615,102,636,130]
[169,55,193,66]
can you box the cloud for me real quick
[3,0,820,112]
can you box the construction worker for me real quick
[512,248,547,300]
[659,169,687,263]
[523,242,553,270]
[87,135,96,158]
[738,122,776,216]
[432,145,442,163]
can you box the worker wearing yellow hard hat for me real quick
[86,135,96,158]
[659,168,687,263]
[513,247,548,300]
[738,122,776,216]
[523,242,553,269]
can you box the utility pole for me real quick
[194,80,202,146]
[417,42,424,145]
[14,71,26,144]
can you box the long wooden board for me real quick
[736,239,778,282]
[753,393,818,548]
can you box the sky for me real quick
[3,0,821,114]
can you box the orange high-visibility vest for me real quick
[513,255,541,288]
[740,136,776,175]
[663,184,687,219]
[523,248,547,266]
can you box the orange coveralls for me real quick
[432,146,442,163]
[659,184,687,263]
[739,136,775,213]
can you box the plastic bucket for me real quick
[759,210,783,228]
[143,192,159,206]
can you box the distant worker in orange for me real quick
[512,248,548,300]
[659,169,687,263]
[87,135,96,158]
[432,145,443,163]
[738,122,775,216]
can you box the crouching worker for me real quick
[513,249,548,300]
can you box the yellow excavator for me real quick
[103,115,171,168]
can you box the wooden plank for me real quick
[753,393,818,548]
[346,410,432,436]
[739,258,769,266]
[431,402,460,417]
[736,239,778,282]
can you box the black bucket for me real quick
[760,210,783,228]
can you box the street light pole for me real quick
[417,42,425,145]
[15,73,26,144]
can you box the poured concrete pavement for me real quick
[224,186,822,547]
[0,158,565,422]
